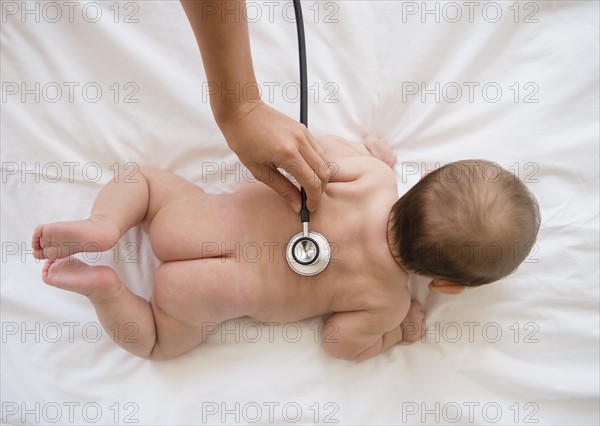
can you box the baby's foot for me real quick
[400,300,425,343]
[32,217,119,260]
[363,133,396,167]
[42,257,121,302]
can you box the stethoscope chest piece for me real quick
[286,230,330,276]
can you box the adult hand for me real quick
[180,1,329,211]
[217,100,331,213]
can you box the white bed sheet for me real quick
[1,1,599,424]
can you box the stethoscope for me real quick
[285,0,331,276]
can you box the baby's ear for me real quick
[428,279,465,295]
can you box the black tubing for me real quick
[300,187,310,222]
[292,0,308,128]
[292,0,310,223]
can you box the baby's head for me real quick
[388,160,540,291]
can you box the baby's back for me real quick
[148,156,408,324]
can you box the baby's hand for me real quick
[363,134,397,167]
[400,300,425,343]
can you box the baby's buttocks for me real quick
[148,182,301,269]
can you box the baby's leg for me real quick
[37,167,215,358]
[42,257,164,358]
[43,254,252,359]
[32,165,152,259]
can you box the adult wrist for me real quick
[211,95,264,131]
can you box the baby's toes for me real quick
[42,259,57,283]
[33,224,63,259]
[32,225,46,259]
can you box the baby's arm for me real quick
[322,301,424,361]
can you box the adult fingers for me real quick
[295,146,330,211]
[304,131,331,190]
[280,153,323,212]
[252,163,302,213]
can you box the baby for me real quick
[32,134,540,361]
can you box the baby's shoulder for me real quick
[329,156,397,187]
[324,157,397,208]
[357,282,411,332]
[359,266,410,312]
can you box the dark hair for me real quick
[389,160,541,286]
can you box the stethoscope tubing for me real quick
[287,0,330,275]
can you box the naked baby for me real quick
[32,134,540,361]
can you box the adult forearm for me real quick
[180,0,261,122]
